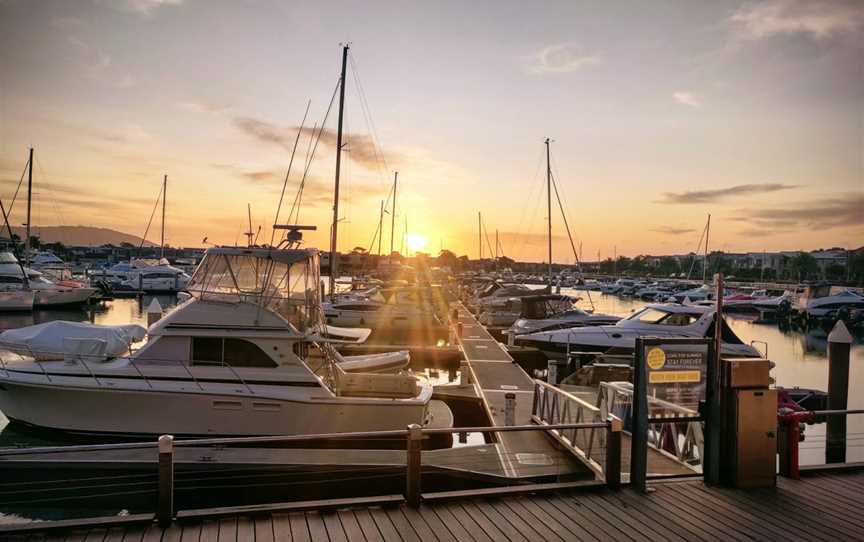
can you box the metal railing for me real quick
[0,420,622,527]
[779,409,864,479]
[598,381,704,469]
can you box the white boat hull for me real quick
[33,287,97,307]
[0,290,34,312]
[0,379,429,437]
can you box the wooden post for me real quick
[826,320,853,463]
[405,424,422,508]
[605,415,622,489]
[504,393,516,426]
[630,337,648,493]
[460,361,473,385]
[157,434,174,527]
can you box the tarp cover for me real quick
[0,321,147,360]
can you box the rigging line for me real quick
[270,100,312,247]
[481,216,495,259]
[348,52,390,186]
[138,182,164,253]
[550,169,595,311]
[6,156,29,216]
[510,145,546,257]
[35,156,68,228]
[549,153,582,258]
[686,220,708,281]
[288,78,340,225]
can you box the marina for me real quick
[1,1,863,539]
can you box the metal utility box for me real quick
[724,358,771,389]
[731,388,777,488]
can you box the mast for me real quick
[478,211,482,264]
[245,203,254,247]
[329,44,349,297]
[495,229,499,269]
[545,138,552,287]
[25,147,33,265]
[377,200,383,257]
[390,171,397,259]
[160,174,167,258]
[703,213,711,284]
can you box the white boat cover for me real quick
[0,321,147,360]
[338,350,410,373]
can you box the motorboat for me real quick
[118,264,191,292]
[0,252,97,308]
[504,294,621,337]
[29,250,72,280]
[323,286,445,331]
[793,283,864,319]
[0,246,439,437]
[515,303,761,360]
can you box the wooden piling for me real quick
[826,320,853,463]
[157,435,174,527]
[405,424,422,508]
[605,415,622,489]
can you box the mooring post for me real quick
[406,424,422,508]
[826,320,853,463]
[157,434,174,527]
[504,393,516,426]
[459,360,473,385]
[456,321,463,340]
[547,359,558,384]
[605,415,623,489]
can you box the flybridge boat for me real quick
[92,259,190,293]
[504,294,621,337]
[515,303,761,360]
[0,246,439,437]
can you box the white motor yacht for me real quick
[0,246,438,437]
[794,283,864,319]
[504,294,621,337]
[515,303,761,360]
[323,286,444,331]
[0,252,97,308]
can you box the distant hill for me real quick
[9,226,157,247]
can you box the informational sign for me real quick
[644,344,708,410]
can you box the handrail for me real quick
[127,357,153,389]
[533,379,600,413]
[222,361,255,395]
[0,422,609,457]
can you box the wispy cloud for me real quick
[734,192,864,233]
[67,36,135,89]
[232,117,391,170]
[177,101,231,115]
[525,43,600,74]
[658,183,797,204]
[672,91,702,108]
[730,0,864,40]
[650,226,697,235]
[94,0,183,16]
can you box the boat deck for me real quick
[4,470,862,541]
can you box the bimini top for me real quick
[200,246,319,265]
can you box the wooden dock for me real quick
[4,470,862,541]
[452,302,589,479]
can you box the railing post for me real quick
[505,393,516,426]
[605,415,622,489]
[406,424,422,508]
[778,414,802,479]
[157,434,174,527]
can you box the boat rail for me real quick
[779,409,864,479]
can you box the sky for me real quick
[0,0,861,262]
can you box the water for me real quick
[562,288,864,465]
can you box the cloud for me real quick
[526,43,600,74]
[734,192,864,232]
[94,0,183,16]
[673,91,702,108]
[730,0,864,40]
[650,226,696,235]
[178,101,231,115]
[67,36,136,89]
[658,183,797,204]
[232,117,390,170]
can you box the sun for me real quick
[406,233,427,253]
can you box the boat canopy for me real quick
[187,247,321,331]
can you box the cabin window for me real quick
[191,337,277,368]
[0,276,24,284]
[660,313,698,326]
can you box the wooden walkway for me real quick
[452,303,588,479]
[4,470,863,541]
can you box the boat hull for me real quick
[0,379,429,437]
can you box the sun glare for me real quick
[406,233,427,253]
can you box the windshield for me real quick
[188,249,321,332]
[627,307,699,326]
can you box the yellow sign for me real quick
[649,370,701,384]
[646,347,666,370]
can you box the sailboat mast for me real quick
[330,44,349,297]
[703,213,711,283]
[160,174,167,258]
[25,147,33,265]
[246,203,254,247]
[390,171,397,259]
[377,200,383,257]
[478,211,482,263]
[545,138,552,287]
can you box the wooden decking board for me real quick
[531,495,626,542]
[496,497,568,542]
[462,500,528,542]
[486,498,561,542]
[392,507,435,542]
[381,508,418,542]
[612,486,724,542]
[349,509,382,542]
[425,504,475,542]
[333,511,363,542]
[286,513,309,542]
[160,523,183,542]
[366,508,399,542]
[520,496,603,542]
[437,502,491,542]
[302,514,327,542]
[591,492,690,542]
[648,486,770,542]
[408,506,455,542]
[318,513,344,542]
[269,514,290,542]
[779,477,864,524]
[251,517,273,542]
[552,494,649,542]
[455,501,509,542]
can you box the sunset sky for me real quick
[1,0,861,262]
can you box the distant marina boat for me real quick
[503,293,620,337]
[793,282,864,319]
[0,252,96,309]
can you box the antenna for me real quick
[244,204,255,247]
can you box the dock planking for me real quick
[6,470,864,541]
[452,302,589,479]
